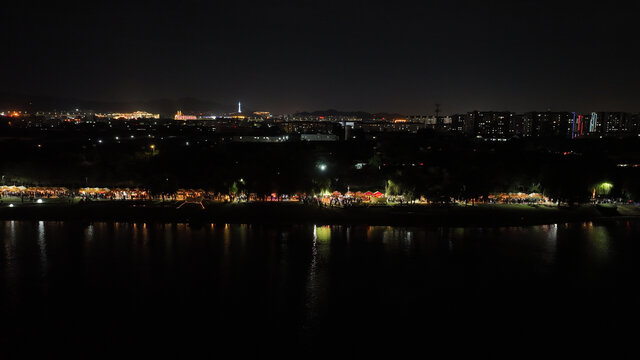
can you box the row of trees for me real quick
[1,133,639,203]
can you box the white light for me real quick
[37,199,43,204]
[98,139,103,143]
[115,136,119,140]
[9,204,14,207]
[319,164,327,171]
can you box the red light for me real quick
[419,163,424,166]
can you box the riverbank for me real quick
[1,200,639,227]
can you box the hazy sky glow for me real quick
[3,0,639,114]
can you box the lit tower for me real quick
[238,101,242,113]
[589,112,598,133]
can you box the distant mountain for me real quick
[293,109,406,120]
[0,93,231,115]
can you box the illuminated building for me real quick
[589,112,598,133]
[602,112,629,133]
[571,113,586,138]
[0,111,25,117]
[174,110,198,120]
[253,111,272,118]
[104,111,159,119]
[450,114,466,133]
[466,111,513,139]
[300,134,339,141]
[521,112,573,137]
[232,135,289,143]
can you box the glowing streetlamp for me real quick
[318,164,327,171]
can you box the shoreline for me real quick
[0,201,638,227]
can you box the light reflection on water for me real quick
[585,223,612,264]
[304,225,331,333]
[0,220,635,356]
[37,221,48,278]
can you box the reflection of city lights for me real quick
[316,226,331,243]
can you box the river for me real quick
[1,221,638,358]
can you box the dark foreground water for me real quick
[1,221,638,358]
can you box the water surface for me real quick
[1,221,637,358]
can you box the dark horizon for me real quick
[2,91,640,116]
[3,0,639,114]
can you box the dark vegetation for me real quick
[2,121,640,203]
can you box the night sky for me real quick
[3,0,639,114]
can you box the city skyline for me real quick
[3,91,640,116]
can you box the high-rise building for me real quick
[449,114,466,133]
[522,112,573,138]
[602,112,629,133]
[465,111,512,139]
[589,112,598,133]
[508,113,528,136]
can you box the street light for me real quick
[318,164,327,171]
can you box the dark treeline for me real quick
[2,127,640,203]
